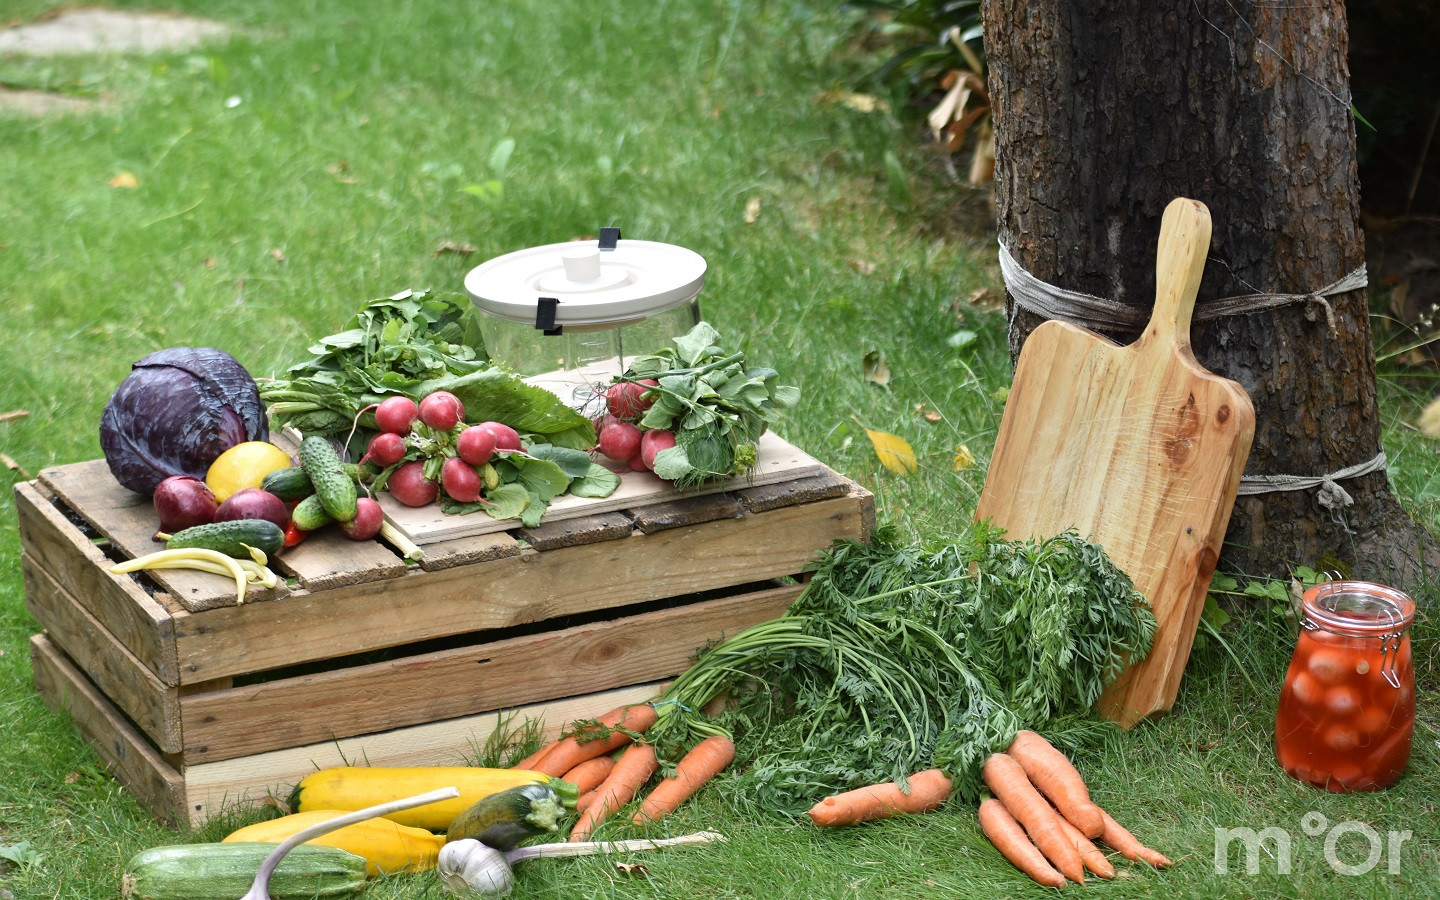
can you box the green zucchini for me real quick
[300,436,359,523]
[165,519,284,559]
[446,782,566,850]
[290,493,335,532]
[121,842,366,899]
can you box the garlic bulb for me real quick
[438,839,514,897]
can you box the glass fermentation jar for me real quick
[464,230,705,411]
[1274,580,1416,792]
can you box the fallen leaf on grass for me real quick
[863,350,890,388]
[0,453,30,479]
[914,403,942,424]
[201,257,217,269]
[64,772,81,784]
[259,793,293,816]
[269,248,286,263]
[862,426,917,475]
[744,197,762,224]
[433,241,477,257]
[615,863,649,877]
[326,161,358,184]
[849,259,876,275]
[0,410,28,423]
[814,90,888,113]
[109,171,139,189]
[952,445,975,471]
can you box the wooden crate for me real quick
[17,457,871,826]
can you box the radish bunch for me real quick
[593,379,678,475]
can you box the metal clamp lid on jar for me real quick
[1300,580,1415,688]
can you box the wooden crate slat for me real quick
[180,582,799,763]
[30,635,187,826]
[171,491,867,684]
[735,469,852,513]
[39,461,287,612]
[182,680,667,826]
[416,531,523,571]
[24,558,182,752]
[629,492,746,534]
[272,531,408,590]
[518,511,633,551]
[13,482,179,684]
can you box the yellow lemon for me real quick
[206,441,293,502]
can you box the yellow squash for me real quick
[294,766,576,832]
[224,810,444,877]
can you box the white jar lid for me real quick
[464,236,707,328]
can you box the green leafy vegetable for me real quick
[647,523,1156,816]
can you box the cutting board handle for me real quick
[1142,198,1212,350]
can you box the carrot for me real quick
[1099,809,1173,868]
[1005,730,1105,838]
[513,739,560,771]
[982,753,1085,884]
[563,755,617,797]
[1054,808,1115,879]
[569,742,659,842]
[633,735,736,825]
[978,798,1067,889]
[537,703,659,777]
[806,769,953,827]
[575,790,596,813]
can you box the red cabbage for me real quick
[100,347,268,494]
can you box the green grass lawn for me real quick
[1,1,1436,897]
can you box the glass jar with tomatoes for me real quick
[1275,580,1415,792]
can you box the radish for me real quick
[478,421,522,452]
[363,431,407,467]
[605,381,655,420]
[387,460,438,507]
[456,425,498,466]
[375,396,420,435]
[340,497,384,540]
[627,452,648,473]
[419,390,465,430]
[441,457,483,503]
[598,421,642,463]
[640,429,676,470]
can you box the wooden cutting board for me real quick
[975,197,1255,727]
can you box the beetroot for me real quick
[152,475,218,533]
[213,488,291,531]
[388,460,438,507]
[456,425,498,466]
[640,429,677,470]
[375,396,420,435]
[478,421,522,452]
[340,497,384,540]
[441,457,483,503]
[419,391,464,430]
[598,421,642,463]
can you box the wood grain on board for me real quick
[975,199,1254,726]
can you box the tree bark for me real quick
[980,0,1438,587]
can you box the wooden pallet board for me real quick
[381,431,828,544]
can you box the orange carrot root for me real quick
[1005,730,1104,839]
[982,753,1085,884]
[513,739,560,771]
[570,742,659,842]
[1099,809,1173,868]
[537,703,659,777]
[1054,808,1115,879]
[563,755,617,797]
[978,798,1067,889]
[806,769,953,827]
[634,735,736,825]
[576,790,596,814]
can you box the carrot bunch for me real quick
[507,702,737,842]
[979,730,1173,888]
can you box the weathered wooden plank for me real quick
[518,512,633,551]
[39,461,286,612]
[734,469,851,513]
[30,635,186,826]
[272,530,408,591]
[172,492,866,683]
[24,558,182,752]
[417,531,523,572]
[180,583,799,763]
[630,492,746,534]
[14,481,179,684]
[182,680,667,826]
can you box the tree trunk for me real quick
[980,0,1439,588]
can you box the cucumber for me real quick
[261,466,315,501]
[291,493,335,532]
[165,519,284,559]
[446,782,567,850]
[300,436,359,523]
[121,842,366,899]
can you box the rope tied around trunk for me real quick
[996,241,1383,522]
